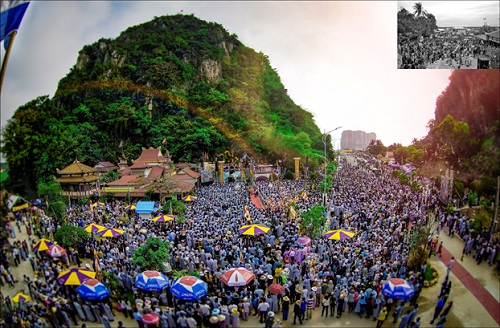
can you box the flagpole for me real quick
[0,31,18,94]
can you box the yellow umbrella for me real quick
[58,268,96,285]
[12,293,31,303]
[152,214,176,222]
[182,195,198,202]
[83,223,106,233]
[90,202,105,209]
[324,229,355,240]
[33,238,54,252]
[238,224,270,236]
[98,228,124,237]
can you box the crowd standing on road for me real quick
[398,32,500,69]
[1,155,499,328]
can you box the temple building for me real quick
[56,159,100,201]
[101,147,198,201]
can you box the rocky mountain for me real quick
[1,14,330,196]
[340,130,376,150]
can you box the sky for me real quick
[0,1,459,152]
[398,1,500,27]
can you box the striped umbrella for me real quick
[76,279,110,301]
[152,214,176,223]
[238,224,270,236]
[125,204,136,211]
[324,229,355,240]
[84,223,106,233]
[182,195,198,202]
[57,268,96,285]
[382,278,415,301]
[170,276,208,301]
[33,238,54,252]
[97,228,124,237]
[135,270,170,292]
[219,267,255,287]
[47,244,67,257]
[12,293,31,303]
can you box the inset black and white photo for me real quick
[397,1,500,69]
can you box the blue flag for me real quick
[1,0,30,49]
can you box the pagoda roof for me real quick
[133,147,165,164]
[57,159,97,175]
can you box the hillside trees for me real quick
[2,14,331,196]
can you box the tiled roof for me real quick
[134,148,165,163]
[95,162,119,172]
[147,166,164,180]
[107,175,142,186]
[181,167,200,179]
[171,180,195,193]
[121,168,131,176]
[57,159,97,175]
[129,162,149,169]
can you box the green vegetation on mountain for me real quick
[1,14,329,197]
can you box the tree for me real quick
[54,224,89,247]
[300,205,326,239]
[407,226,431,270]
[367,139,387,157]
[412,2,428,19]
[100,170,121,184]
[132,237,171,271]
[163,199,186,215]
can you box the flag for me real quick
[239,250,244,264]
[6,195,19,209]
[118,140,123,148]
[1,1,30,48]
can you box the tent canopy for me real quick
[136,201,155,213]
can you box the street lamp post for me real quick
[322,126,342,207]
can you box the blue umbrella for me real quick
[170,276,208,301]
[76,279,110,301]
[381,278,415,301]
[135,271,170,292]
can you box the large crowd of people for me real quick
[1,154,498,328]
[398,31,500,69]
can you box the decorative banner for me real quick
[12,202,28,212]
[102,187,134,192]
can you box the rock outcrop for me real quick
[341,130,376,150]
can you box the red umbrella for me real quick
[219,267,255,287]
[142,313,160,325]
[268,283,285,295]
[46,245,67,257]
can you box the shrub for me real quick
[163,199,186,215]
[284,170,294,180]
